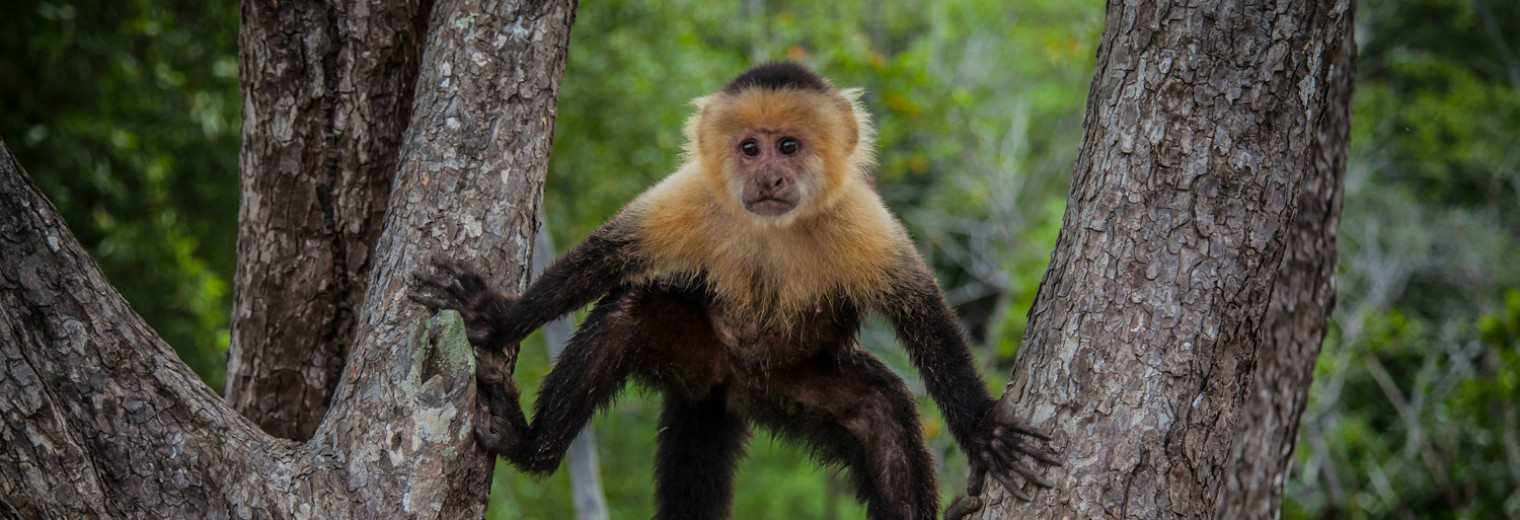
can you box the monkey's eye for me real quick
[740,139,761,157]
[778,137,800,156]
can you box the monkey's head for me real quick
[687,62,875,225]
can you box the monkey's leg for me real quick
[502,287,646,473]
[504,283,721,474]
[747,348,939,520]
[653,388,749,520]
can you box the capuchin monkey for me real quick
[413,62,1058,520]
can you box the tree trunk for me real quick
[226,0,432,441]
[0,0,575,516]
[1215,8,1356,518]
[981,0,1354,518]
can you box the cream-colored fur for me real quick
[626,85,909,317]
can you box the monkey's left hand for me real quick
[946,406,1061,518]
[411,260,530,457]
[409,260,517,351]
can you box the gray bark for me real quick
[0,137,477,518]
[1216,7,1356,517]
[227,0,432,441]
[978,0,1354,518]
[0,0,576,516]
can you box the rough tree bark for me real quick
[979,0,1354,518]
[227,0,433,442]
[1216,8,1356,518]
[0,0,575,516]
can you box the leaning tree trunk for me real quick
[227,0,433,442]
[1215,8,1356,518]
[0,0,575,516]
[980,0,1354,518]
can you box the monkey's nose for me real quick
[757,170,789,192]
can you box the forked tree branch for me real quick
[0,0,575,516]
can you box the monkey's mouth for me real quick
[743,197,798,216]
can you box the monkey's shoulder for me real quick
[625,185,906,312]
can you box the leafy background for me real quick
[2,0,1518,518]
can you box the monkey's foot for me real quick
[472,339,527,456]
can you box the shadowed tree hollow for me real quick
[0,0,1353,518]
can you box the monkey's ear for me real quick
[838,87,865,104]
[684,94,716,155]
[836,88,868,150]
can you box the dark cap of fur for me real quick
[723,62,832,94]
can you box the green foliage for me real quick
[0,0,240,389]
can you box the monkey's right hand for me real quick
[956,406,1061,506]
[410,259,517,351]
[412,260,531,457]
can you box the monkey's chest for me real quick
[704,302,858,370]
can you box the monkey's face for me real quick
[729,129,817,217]
[695,88,859,223]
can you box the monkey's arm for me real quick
[494,219,646,342]
[878,261,995,444]
[878,260,1058,502]
[412,215,647,349]
[411,215,649,458]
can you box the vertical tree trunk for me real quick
[321,0,577,487]
[980,0,1354,518]
[0,0,576,516]
[227,0,433,441]
[1214,6,1354,516]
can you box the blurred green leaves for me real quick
[0,0,240,389]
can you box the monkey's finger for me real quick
[409,281,471,310]
[995,421,1053,442]
[1007,438,1063,466]
[943,496,983,520]
[425,261,478,294]
[1008,460,1053,490]
[991,427,1062,464]
[408,290,452,311]
[413,270,468,298]
[990,439,1053,489]
[472,399,508,456]
[408,270,445,290]
[454,272,489,295]
[474,346,508,372]
[432,257,469,276]
[436,259,489,289]
[965,461,986,496]
[986,464,1031,502]
[426,258,458,280]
